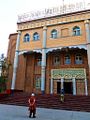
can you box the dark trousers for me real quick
[29,109,36,117]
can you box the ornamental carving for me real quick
[51,68,86,79]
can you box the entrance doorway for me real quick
[64,82,73,94]
[57,82,61,94]
[57,81,73,94]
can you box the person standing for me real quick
[28,93,36,118]
[60,88,64,103]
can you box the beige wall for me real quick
[19,21,87,51]
[46,21,86,47]
[19,28,43,51]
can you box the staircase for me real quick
[0,92,90,112]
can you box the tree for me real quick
[0,55,11,93]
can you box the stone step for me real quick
[0,92,90,112]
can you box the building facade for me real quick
[7,9,90,95]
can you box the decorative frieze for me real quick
[17,12,90,31]
[51,68,86,79]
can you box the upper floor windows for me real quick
[75,54,83,64]
[33,32,40,41]
[23,34,30,42]
[51,29,58,39]
[36,56,42,66]
[73,26,80,36]
[23,25,81,43]
[53,56,60,65]
[64,54,71,64]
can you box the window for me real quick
[33,32,40,41]
[64,54,71,64]
[35,76,41,89]
[53,56,60,65]
[75,54,83,64]
[36,56,42,66]
[23,34,30,42]
[73,26,80,36]
[51,29,57,39]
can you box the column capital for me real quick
[43,26,47,30]
[84,20,90,24]
[18,30,21,35]
[72,77,75,79]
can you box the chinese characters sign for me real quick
[18,2,90,23]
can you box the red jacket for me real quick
[28,96,36,110]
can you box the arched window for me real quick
[75,54,83,64]
[23,33,30,42]
[73,26,80,36]
[33,32,40,41]
[51,29,57,39]
[64,54,71,64]
[53,56,60,65]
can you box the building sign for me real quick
[51,68,86,79]
[18,2,90,23]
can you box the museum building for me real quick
[7,4,90,95]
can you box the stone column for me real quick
[41,26,47,94]
[85,78,88,96]
[72,77,76,95]
[50,78,53,94]
[61,77,64,90]
[11,31,21,90]
[84,20,90,95]
[84,20,90,70]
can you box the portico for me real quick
[50,68,88,95]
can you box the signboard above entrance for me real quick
[51,68,86,79]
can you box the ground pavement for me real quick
[0,104,90,120]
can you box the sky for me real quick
[0,0,90,57]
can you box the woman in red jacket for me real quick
[28,93,36,118]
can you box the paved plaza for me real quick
[0,104,90,120]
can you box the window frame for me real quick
[53,55,60,66]
[36,56,42,66]
[73,26,81,36]
[23,33,30,42]
[33,32,40,41]
[75,54,83,64]
[35,76,41,89]
[64,54,71,64]
[51,29,58,39]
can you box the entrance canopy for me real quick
[51,68,86,79]
[46,44,87,53]
[19,44,87,55]
[19,49,42,55]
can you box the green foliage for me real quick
[0,76,7,93]
[0,76,7,83]
[0,57,11,93]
